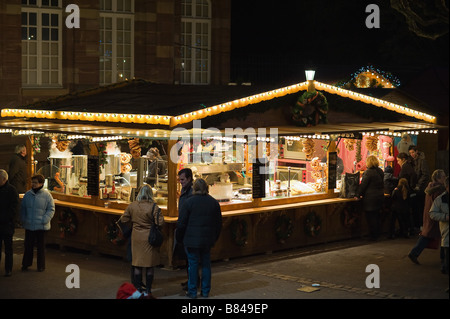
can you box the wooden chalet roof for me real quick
[0,78,442,139]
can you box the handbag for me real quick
[116,219,132,239]
[148,204,163,247]
[425,237,440,250]
[340,172,360,198]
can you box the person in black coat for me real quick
[176,178,222,298]
[356,155,385,241]
[397,152,418,234]
[0,169,20,277]
[389,178,411,239]
[397,152,417,192]
[174,168,193,290]
[7,144,28,194]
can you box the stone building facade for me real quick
[0,0,231,108]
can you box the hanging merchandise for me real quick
[302,138,315,160]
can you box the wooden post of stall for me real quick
[89,142,100,205]
[167,139,178,217]
[327,140,337,195]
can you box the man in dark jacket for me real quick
[0,169,20,277]
[397,152,418,235]
[174,168,193,289]
[177,178,222,298]
[8,144,27,194]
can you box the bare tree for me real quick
[391,0,449,40]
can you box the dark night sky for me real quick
[230,1,449,85]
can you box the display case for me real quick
[34,137,169,209]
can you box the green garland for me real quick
[105,219,127,246]
[58,209,77,238]
[32,136,41,153]
[291,91,328,127]
[97,142,108,168]
[304,211,322,237]
[275,215,293,244]
[230,218,248,247]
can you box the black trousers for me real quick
[0,233,13,272]
[22,230,46,270]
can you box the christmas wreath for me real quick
[58,209,77,238]
[341,205,360,228]
[291,91,328,127]
[105,219,127,246]
[304,211,322,237]
[230,218,248,247]
[275,214,293,244]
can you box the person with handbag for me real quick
[119,184,164,296]
[176,178,222,298]
[408,169,446,267]
[429,177,449,289]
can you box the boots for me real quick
[146,274,154,294]
[132,273,143,292]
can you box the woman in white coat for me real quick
[429,176,449,278]
[20,174,55,272]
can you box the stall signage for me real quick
[252,159,266,199]
[87,155,100,196]
[328,152,337,189]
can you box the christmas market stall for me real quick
[0,75,445,266]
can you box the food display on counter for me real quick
[289,180,316,195]
[209,182,233,202]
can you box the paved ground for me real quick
[0,228,448,313]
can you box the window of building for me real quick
[99,0,134,85]
[21,0,62,87]
[181,0,211,85]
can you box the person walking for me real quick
[119,184,164,296]
[20,174,55,272]
[408,169,446,265]
[397,152,418,235]
[408,145,431,230]
[177,178,222,298]
[7,144,28,194]
[174,168,193,290]
[429,177,449,289]
[0,169,20,277]
[389,178,410,239]
[356,155,385,241]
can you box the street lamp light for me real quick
[305,70,316,92]
[305,70,315,81]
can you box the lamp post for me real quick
[305,70,316,93]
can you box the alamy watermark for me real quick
[65,264,80,288]
[366,4,380,29]
[365,264,380,288]
[169,120,279,174]
[65,4,80,29]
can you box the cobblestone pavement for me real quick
[0,228,448,302]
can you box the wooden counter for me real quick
[43,196,363,267]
